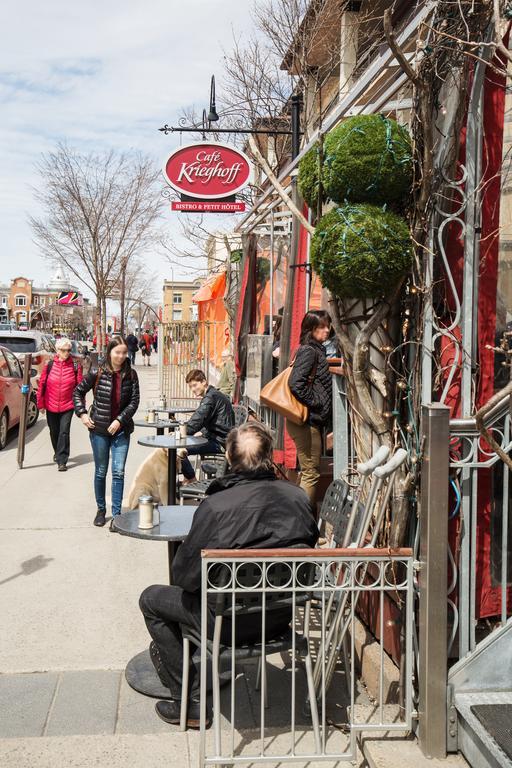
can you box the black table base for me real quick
[126,649,173,699]
[126,648,232,699]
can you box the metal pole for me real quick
[291,95,301,160]
[418,403,450,758]
[269,210,274,332]
[119,259,126,337]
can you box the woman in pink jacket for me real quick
[37,338,83,471]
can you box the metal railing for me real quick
[198,548,414,766]
[449,393,512,658]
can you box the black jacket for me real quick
[125,334,139,353]
[186,385,235,445]
[172,470,318,594]
[73,365,140,434]
[289,340,332,428]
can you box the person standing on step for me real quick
[287,311,333,509]
[37,337,83,472]
[73,336,140,530]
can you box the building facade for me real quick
[0,271,93,335]
[162,279,202,323]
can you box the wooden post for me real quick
[17,354,33,469]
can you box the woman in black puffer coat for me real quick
[288,312,332,506]
[73,336,140,529]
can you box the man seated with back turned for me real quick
[139,422,318,728]
[180,369,235,484]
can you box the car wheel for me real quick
[0,411,8,450]
[27,395,39,428]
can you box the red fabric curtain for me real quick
[442,39,510,617]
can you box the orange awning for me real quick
[193,272,226,303]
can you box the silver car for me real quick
[0,331,56,389]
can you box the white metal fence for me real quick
[197,548,414,766]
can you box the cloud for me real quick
[0,0,253,295]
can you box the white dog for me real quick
[126,448,168,509]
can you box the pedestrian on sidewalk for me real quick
[287,311,332,508]
[217,348,236,400]
[37,337,83,472]
[152,330,158,354]
[140,329,153,366]
[126,331,139,366]
[73,336,140,530]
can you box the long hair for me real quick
[104,335,130,375]
[299,311,330,345]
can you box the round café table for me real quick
[137,434,208,506]
[113,505,197,698]
[133,417,178,436]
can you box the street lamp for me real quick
[207,75,219,123]
[159,74,301,153]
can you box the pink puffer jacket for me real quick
[37,356,83,413]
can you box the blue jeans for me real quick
[90,431,130,516]
[180,439,223,480]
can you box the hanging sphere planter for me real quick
[322,115,412,207]
[298,143,322,210]
[310,204,413,299]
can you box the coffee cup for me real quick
[179,423,187,439]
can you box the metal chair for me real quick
[179,457,228,503]
[233,403,249,427]
[311,448,408,698]
[179,559,320,753]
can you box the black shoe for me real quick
[93,510,106,527]
[155,698,210,729]
[58,464,67,472]
[109,518,118,532]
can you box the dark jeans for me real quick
[180,439,223,480]
[89,430,130,516]
[128,349,136,365]
[139,584,208,699]
[46,409,74,465]
[139,584,292,700]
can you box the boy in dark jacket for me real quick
[179,369,235,483]
[139,422,318,728]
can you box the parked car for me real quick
[0,331,56,389]
[69,340,91,374]
[0,345,39,449]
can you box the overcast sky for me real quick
[0,0,253,297]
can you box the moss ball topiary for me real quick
[310,204,412,299]
[322,115,412,207]
[298,143,321,210]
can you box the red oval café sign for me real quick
[162,142,251,199]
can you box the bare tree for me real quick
[30,144,163,351]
